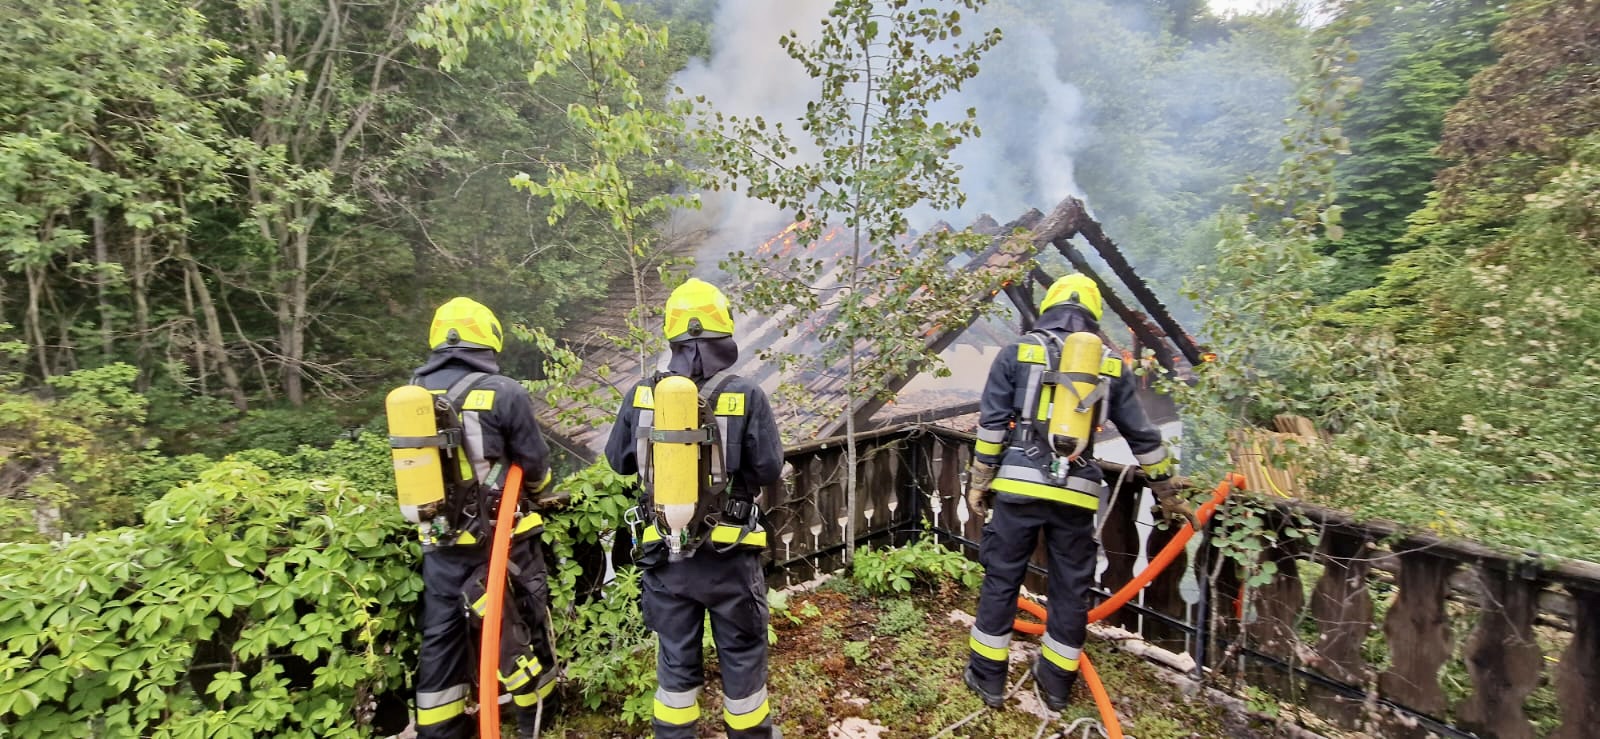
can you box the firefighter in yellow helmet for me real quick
[604,278,785,738]
[962,274,1194,711]
[410,297,558,738]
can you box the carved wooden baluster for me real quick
[1244,536,1305,695]
[1379,550,1457,733]
[934,438,965,537]
[1553,586,1600,739]
[1141,514,1188,651]
[1096,474,1141,631]
[857,443,877,543]
[1458,567,1542,739]
[1309,530,1373,684]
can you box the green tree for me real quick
[1319,0,1503,294]
[412,0,706,374]
[704,0,1007,563]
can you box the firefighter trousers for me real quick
[415,534,557,739]
[642,546,776,738]
[967,493,1099,705]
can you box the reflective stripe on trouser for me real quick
[968,494,1098,703]
[644,547,775,739]
[653,686,701,726]
[416,683,469,729]
[967,622,1013,697]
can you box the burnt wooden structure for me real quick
[533,195,1199,461]
[759,424,1600,739]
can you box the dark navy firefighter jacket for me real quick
[605,373,785,509]
[973,309,1170,512]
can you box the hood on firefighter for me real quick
[666,336,739,382]
[413,345,501,377]
[1035,303,1100,335]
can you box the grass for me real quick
[535,575,1248,737]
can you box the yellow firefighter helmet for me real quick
[1040,273,1104,321]
[429,297,504,353]
[664,278,734,343]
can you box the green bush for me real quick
[541,462,656,727]
[852,537,982,595]
[0,459,418,737]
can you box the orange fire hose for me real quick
[1085,473,1244,624]
[478,464,523,738]
[1010,473,1247,733]
[1079,653,1123,739]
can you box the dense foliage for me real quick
[4,0,1599,732]
[1179,0,1600,561]
[0,457,417,737]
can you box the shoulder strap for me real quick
[634,378,658,490]
[443,372,489,409]
[700,372,739,493]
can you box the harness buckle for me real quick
[721,497,754,525]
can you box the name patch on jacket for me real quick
[1018,344,1047,364]
[462,389,496,411]
[715,392,746,416]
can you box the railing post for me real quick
[1379,550,1458,736]
[1554,585,1600,739]
[1459,566,1542,739]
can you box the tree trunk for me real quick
[181,242,247,410]
[91,146,113,360]
[129,231,152,391]
[25,265,51,378]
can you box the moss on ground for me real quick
[538,576,1251,737]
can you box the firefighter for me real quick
[604,278,785,739]
[410,297,558,739]
[962,274,1195,711]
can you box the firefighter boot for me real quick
[964,666,1004,709]
[1032,658,1078,712]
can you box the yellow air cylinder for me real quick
[651,375,701,552]
[386,385,445,523]
[1048,331,1105,461]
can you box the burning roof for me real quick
[533,196,1197,461]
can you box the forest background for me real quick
[1,0,1596,734]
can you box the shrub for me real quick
[0,460,417,737]
[852,537,982,595]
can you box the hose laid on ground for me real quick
[1012,473,1247,738]
[1078,653,1122,739]
[478,464,524,738]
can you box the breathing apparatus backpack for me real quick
[1017,331,1120,481]
[385,372,489,532]
[632,371,761,563]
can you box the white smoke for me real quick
[670,0,833,272]
[923,19,1089,222]
[675,0,1097,243]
